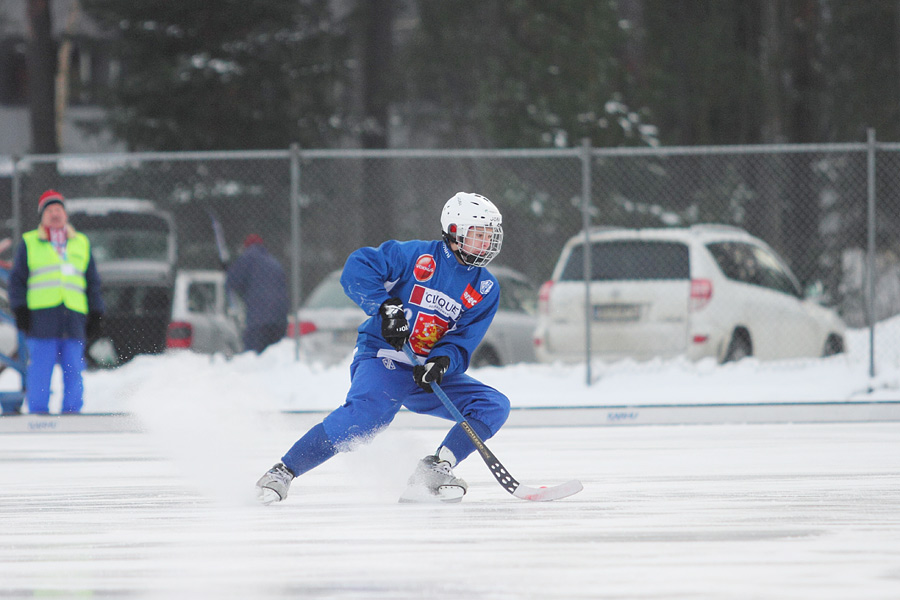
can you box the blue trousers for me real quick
[25,337,85,414]
[243,322,285,354]
[282,355,510,476]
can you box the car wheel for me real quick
[823,334,844,357]
[471,345,501,368]
[723,329,752,363]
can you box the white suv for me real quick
[534,225,846,364]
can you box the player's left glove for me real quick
[414,355,450,392]
[379,298,410,351]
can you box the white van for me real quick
[66,198,178,365]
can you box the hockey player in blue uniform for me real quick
[257,192,509,503]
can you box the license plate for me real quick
[593,304,641,322]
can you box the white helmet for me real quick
[441,192,503,267]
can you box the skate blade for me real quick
[257,487,283,505]
[398,485,465,504]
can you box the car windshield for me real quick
[561,240,690,281]
[70,213,171,262]
[84,230,170,262]
[498,276,538,314]
[304,274,358,309]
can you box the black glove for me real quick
[86,312,103,339]
[414,355,450,392]
[379,298,410,351]
[14,307,30,333]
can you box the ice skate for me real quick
[399,455,467,503]
[256,462,294,504]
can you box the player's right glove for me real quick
[413,355,450,392]
[379,298,410,351]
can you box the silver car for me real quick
[294,265,538,367]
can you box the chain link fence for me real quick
[2,138,898,376]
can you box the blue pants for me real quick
[25,337,85,414]
[282,355,510,476]
[243,323,285,354]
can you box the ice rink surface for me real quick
[1,419,899,600]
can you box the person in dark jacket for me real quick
[8,190,104,414]
[226,234,289,354]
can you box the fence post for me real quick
[290,143,302,361]
[11,156,21,243]
[580,138,593,385]
[866,128,877,379]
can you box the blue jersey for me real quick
[340,239,500,376]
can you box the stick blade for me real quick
[512,479,584,502]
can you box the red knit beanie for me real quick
[243,233,264,249]
[38,190,65,215]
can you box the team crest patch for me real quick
[461,284,483,309]
[382,358,396,370]
[480,280,494,295]
[414,254,436,282]
[409,313,450,355]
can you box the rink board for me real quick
[0,412,143,434]
[1,401,900,433]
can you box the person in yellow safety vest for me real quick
[7,190,105,415]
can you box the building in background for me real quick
[0,0,123,155]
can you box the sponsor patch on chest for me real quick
[413,254,436,282]
[409,285,462,320]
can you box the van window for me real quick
[103,285,171,317]
[188,282,218,314]
[560,241,690,281]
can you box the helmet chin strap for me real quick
[442,233,468,265]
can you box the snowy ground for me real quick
[1,421,899,599]
[57,316,900,416]
[1,322,900,598]
[0,317,897,417]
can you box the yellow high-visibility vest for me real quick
[23,229,90,314]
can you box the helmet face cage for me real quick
[441,192,503,267]
[450,223,503,267]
